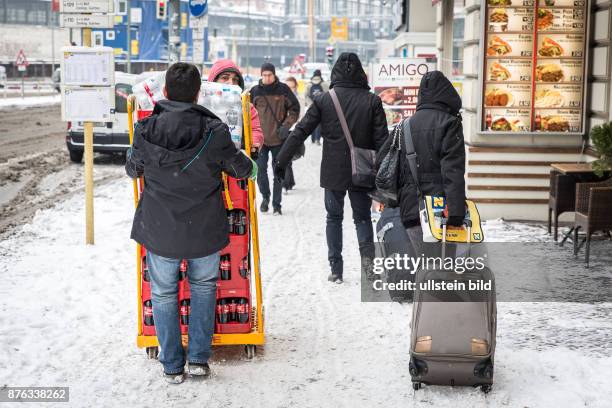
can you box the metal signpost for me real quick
[59,0,115,245]
[15,50,29,99]
[189,0,209,67]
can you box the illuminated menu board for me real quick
[482,0,587,133]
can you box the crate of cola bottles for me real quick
[140,177,253,336]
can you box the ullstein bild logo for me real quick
[377,63,430,77]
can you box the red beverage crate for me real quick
[137,109,153,121]
[222,176,248,209]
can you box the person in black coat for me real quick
[378,70,466,253]
[275,53,389,283]
[126,63,254,382]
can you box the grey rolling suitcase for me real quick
[376,207,415,302]
[409,226,496,393]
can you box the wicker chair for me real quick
[572,178,612,267]
[548,170,578,241]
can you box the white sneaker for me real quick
[164,371,185,384]
[188,363,211,378]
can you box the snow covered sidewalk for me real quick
[0,146,611,407]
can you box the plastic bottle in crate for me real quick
[220,254,231,280]
[180,299,190,325]
[237,298,249,323]
[143,300,154,326]
[240,256,248,278]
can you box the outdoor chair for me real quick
[573,178,612,267]
[548,170,577,241]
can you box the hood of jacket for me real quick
[416,70,462,115]
[143,99,219,167]
[207,59,245,89]
[330,52,369,90]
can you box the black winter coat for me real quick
[378,71,466,228]
[126,100,253,259]
[277,53,389,191]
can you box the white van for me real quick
[65,72,140,163]
[0,66,6,88]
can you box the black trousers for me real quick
[324,189,374,271]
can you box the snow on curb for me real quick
[0,94,61,110]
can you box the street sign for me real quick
[331,17,349,41]
[189,0,208,18]
[60,13,114,28]
[15,50,29,70]
[190,13,208,29]
[60,0,114,13]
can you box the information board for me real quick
[61,47,114,86]
[61,86,115,122]
[481,0,588,134]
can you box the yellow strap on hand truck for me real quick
[127,95,144,337]
[222,173,234,210]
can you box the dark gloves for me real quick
[250,147,259,161]
[273,160,286,183]
[277,126,290,141]
[446,216,465,227]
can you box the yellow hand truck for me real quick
[127,93,265,360]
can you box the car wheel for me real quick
[69,149,83,163]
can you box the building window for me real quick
[117,0,128,15]
[93,31,104,47]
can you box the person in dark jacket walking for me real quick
[126,63,255,383]
[274,53,389,283]
[250,62,300,215]
[378,70,466,253]
[305,69,328,145]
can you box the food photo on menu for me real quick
[534,89,565,108]
[535,63,564,82]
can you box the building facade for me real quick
[434,0,612,220]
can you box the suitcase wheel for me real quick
[412,382,422,391]
[480,384,492,394]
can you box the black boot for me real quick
[328,260,343,284]
[260,197,269,213]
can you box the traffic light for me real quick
[326,46,335,64]
[156,0,167,19]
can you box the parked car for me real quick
[66,72,139,163]
[52,68,61,93]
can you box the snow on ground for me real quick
[0,145,611,407]
[0,94,61,110]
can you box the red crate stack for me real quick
[216,176,252,334]
[139,176,253,337]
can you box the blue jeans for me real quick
[147,251,219,374]
[256,144,283,210]
[311,126,321,143]
[324,189,374,272]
